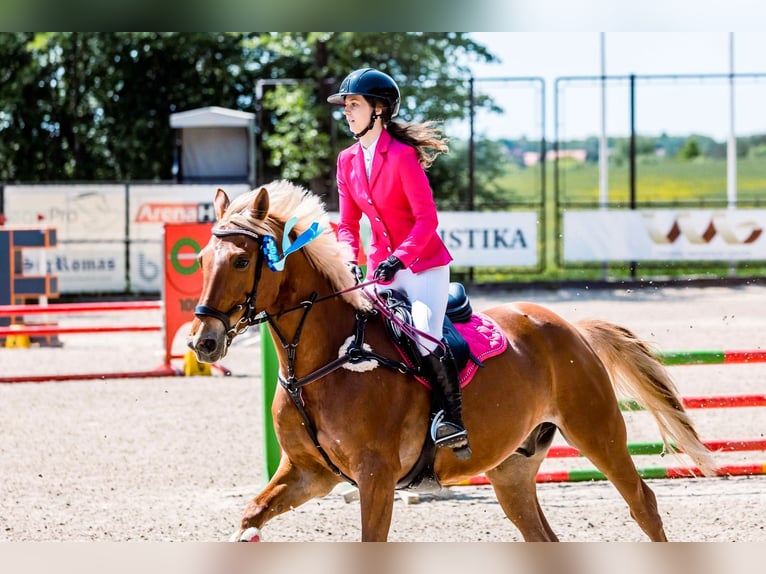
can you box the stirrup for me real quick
[430,410,469,450]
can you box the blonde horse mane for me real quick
[219,180,370,311]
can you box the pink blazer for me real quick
[336,129,452,275]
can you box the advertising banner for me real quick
[5,184,126,293]
[438,211,539,267]
[326,211,538,268]
[129,184,249,292]
[163,222,212,363]
[4,184,125,240]
[564,209,766,262]
[23,244,126,293]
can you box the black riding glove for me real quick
[347,262,364,285]
[373,256,404,283]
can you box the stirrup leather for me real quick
[430,410,469,449]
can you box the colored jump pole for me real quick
[261,322,281,481]
[547,438,766,459]
[459,462,766,485]
[0,365,180,384]
[620,393,766,411]
[0,300,162,316]
[0,303,183,383]
[0,324,161,336]
[656,349,766,365]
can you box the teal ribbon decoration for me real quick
[262,216,323,272]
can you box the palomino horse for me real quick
[187,180,716,542]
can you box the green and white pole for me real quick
[260,322,281,480]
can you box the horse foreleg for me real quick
[355,460,398,542]
[231,454,340,541]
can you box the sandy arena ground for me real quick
[1,283,765,542]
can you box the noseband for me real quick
[194,226,267,345]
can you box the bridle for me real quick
[194,223,370,354]
[193,226,268,349]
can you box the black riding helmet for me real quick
[328,68,400,138]
[327,68,401,117]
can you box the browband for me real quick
[212,226,261,242]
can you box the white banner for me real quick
[5,183,251,293]
[4,184,125,241]
[438,211,538,267]
[327,211,539,268]
[128,184,249,241]
[128,184,250,292]
[6,185,127,293]
[22,243,126,293]
[564,209,766,262]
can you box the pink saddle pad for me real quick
[454,312,508,387]
[408,311,508,389]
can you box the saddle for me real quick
[378,282,479,376]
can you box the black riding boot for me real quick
[422,344,472,460]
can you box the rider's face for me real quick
[343,95,374,131]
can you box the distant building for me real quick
[523,149,588,166]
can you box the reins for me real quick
[364,287,447,355]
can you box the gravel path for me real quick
[1,283,765,542]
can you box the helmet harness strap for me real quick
[352,110,382,139]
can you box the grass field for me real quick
[495,156,766,205]
[454,156,766,286]
[558,156,766,205]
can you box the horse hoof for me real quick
[230,527,262,542]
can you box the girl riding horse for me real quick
[328,67,469,457]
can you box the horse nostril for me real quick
[199,337,218,354]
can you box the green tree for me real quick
[0,33,497,207]
[90,32,259,180]
[0,33,70,181]
[0,32,259,181]
[678,137,701,161]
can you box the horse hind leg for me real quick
[557,393,667,541]
[571,434,666,541]
[485,423,559,542]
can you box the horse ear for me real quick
[249,187,270,221]
[214,188,230,221]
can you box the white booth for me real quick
[169,106,255,187]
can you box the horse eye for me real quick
[233,257,250,270]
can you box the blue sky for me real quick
[464,32,766,141]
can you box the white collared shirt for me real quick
[361,135,379,179]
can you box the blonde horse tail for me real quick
[576,319,717,477]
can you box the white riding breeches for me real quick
[371,264,450,355]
